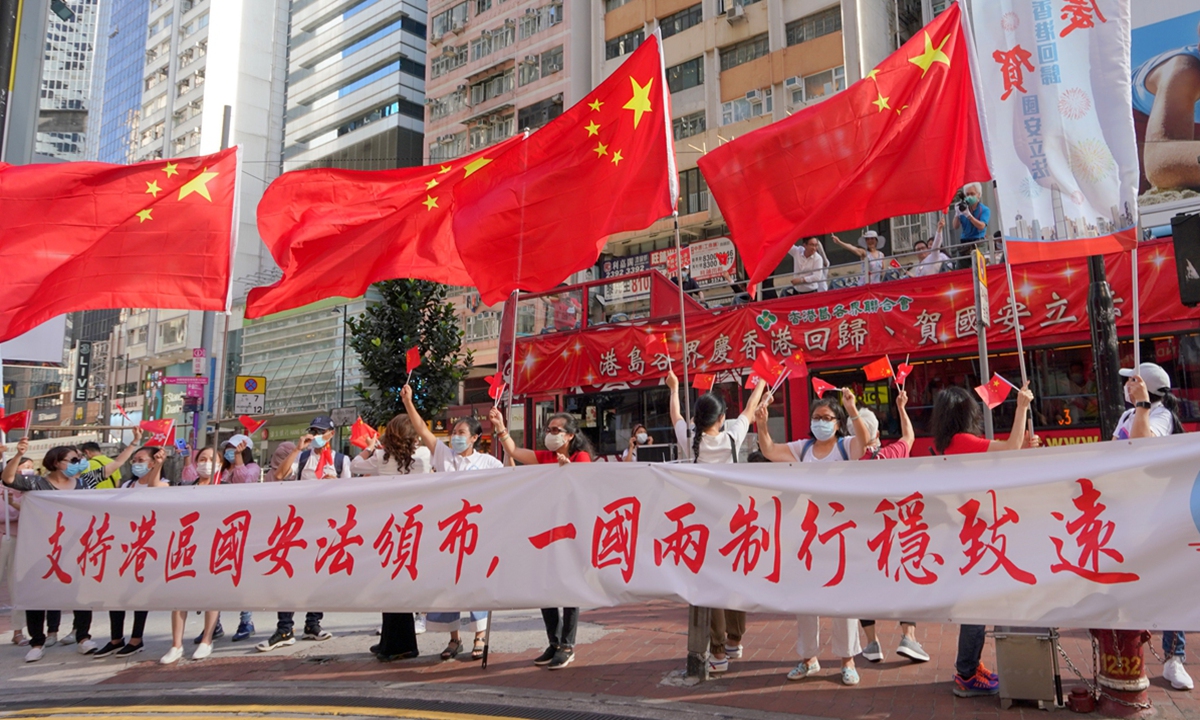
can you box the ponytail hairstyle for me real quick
[380,414,419,473]
[931,386,983,454]
[691,393,727,460]
[548,413,595,458]
[809,398,848,437]
[1151,389,1186,435]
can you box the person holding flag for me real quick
[908,218,951,278]
[274,417,350,481]
[80,441,122,489]
[830,231,887,285]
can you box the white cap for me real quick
[1119,362,1172,395]
[222,434,254,450]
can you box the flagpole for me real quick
[673,212,692,425]
[1131,246,1141,372]
[1002,256,1027,385]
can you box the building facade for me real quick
[37,0,102,160]
[88,0,153,162]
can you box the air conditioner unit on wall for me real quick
[725,2,745,22]
[784,76,801,89]
[745,89,760,101]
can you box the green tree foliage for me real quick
[347,280,473,425]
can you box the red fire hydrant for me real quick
[1090,629,1154,718]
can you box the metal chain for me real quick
[1054,635,1154,711]
[1144,636,1165,664]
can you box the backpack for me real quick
[297,449,347,478]
[799,436,851,462]
[693,432,739,463]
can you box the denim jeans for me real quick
[1165,631,1187,658]
[541,608,578,649]
[240,611,253,627]
[276,611,322,634]
[956,625,987,678]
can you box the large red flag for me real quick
[698,4,988,284]
[0,149,237,342]
[452,34,677,304]
[246,137,523,318]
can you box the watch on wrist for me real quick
[1135,401,1153,410]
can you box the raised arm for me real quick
[1,438,28,486]
[990,382,1034,452]
[489,407,539,465]
[896,389,914,450]
[930,218,945,250]
[739,379,769,423]
[831,235,866,258]
[274,438,307,480]
[102,428,143,477]
[840,388,871,459]
[1126,375,1156,439]
[666,369,683,426]
[401,384,439,452]
[755,403,794,463]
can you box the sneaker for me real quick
[953,670,1000,697]
[547,647,575,670]
[302,627,332,642]
[862,640,885,663]
[896,636,931,663]
[192,642,213,660]
[1165,657,1194,690]
[160,646,183,665]
[231,623,255,642]
[16,634,29,647]
[533,645,557,666]
[369,644,381,656]
[77,638,99,655]
[44,632,58,648]
[978,663,999,683]
[725,644,743,659]
[24,647,44,663]
[414,614,427,635]
[842,665,861,685]
[195,624,223,644]
[256,630,296,652]
[787,659,819,680]
[708,655,729,674]
[115,643,144,658]
[94,640,125,658]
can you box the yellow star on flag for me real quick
[585,121,600,137]
[611,150,624,166]
[872,91,891,113]
[593,142,609,158]
[178,167,219,201]
[909,31,951,77]
[622,77,654,129]
[162,162,178,178]
[438,165,452,174]
[423,195,439,211]
[865,68,880,81]
[145,180,161,198]
[588,99,603,112]
[463,157,492,178]
[426,178,439,190]
[136,209,153,223]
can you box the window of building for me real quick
[470,69,514,105]
[518,2,562,39]
[667,57,703,93]
[541,44,563,76]
[142,94,167,116]
[659,3,701,39]
[129,326,148,346]
[672,111,706,140]
[464,311,501,343]
[605,0,632,12]
[431,2,470,39]
[518,95,563,129]
[429,88,468,120]
[476,0,491,13]
[678,168,708,215]
[157,317,187,348]
[785,5,841,46]
[180,12,208,38]
[720,87,772,125]
[605,29,643,60]
[430,44,467,78]
[791,65,845,104]
[430,132,468,162]
[719,34,769,71]
[337,98,424,137]
[468,114,515,151]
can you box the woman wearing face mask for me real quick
[757,390,870,685]
[218,435,261,484]
[2,431,141,662]
[402,385,502,659]
[620,424,653,462]
[178,446,216,486]
[489,406,593,670]
[667,369,769,674]
[95,446,170,660]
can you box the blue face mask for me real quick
[131,463,149,478]
[64,460,89,477]
[810,419,837,442]
[224,448,237,463]
[311,435,327,450]
[449,435,471,454]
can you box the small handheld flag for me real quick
[975,373,1017,409]
[114,402,131,423]
[0,410,31,435]
[350,417,379,449]
[863,355,894,382]
[406,346,422,383]
[485,370,507,407]
[751,351,785,388]
[811,377,839,397]
[896,361,914,386]
[783,350,808,378]
[139,419,176,447]
[239,415,267,434]
[692,373,716,391]
[889,258,902,270]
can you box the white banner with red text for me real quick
[13,435,1200,629]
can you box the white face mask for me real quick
[544,432,566,452]
[635,432,649,444]
[810,419,837,441]
[196,461,214,478]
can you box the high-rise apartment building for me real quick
[37,0,102,160]
[88,0,153,162]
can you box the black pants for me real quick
[24,610,61,647]
[276,611,322,634]
[541,607,578,649]
[109,610,148,642]
[860,620,915,627]
[378,613,418,657]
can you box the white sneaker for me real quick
[1165,657,1194,690]
[24,647,44,663]
[77,638,98,655]
[59,633,76,646]
[44,632,58,648]
[160,646,183,665]
[192,642,213,661]
[414,614,426,635]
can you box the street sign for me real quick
[163,376,209,386]
[973,249,990,328]
[331,406,358,427]
[192,348,206,375]
[236,376,266,394]
[73,341,92,402]
[234,393,266,414]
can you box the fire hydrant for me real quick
[1090,629,1154,718]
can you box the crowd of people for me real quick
[0,361,1192,696]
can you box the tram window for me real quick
[508,403,525,450]
[1031,347,1097,429]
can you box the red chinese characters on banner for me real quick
[718,496,782,583]
[165,511,200,582]
[118,512,158,583]
[43,511,71,584]
[591,497,640,583]
[210,510,251,586]
[797,500,857,587]
[654,503,709,574]
[315,504,365,576]
[253,505,308,578]
[992,45,1035,101]
[77,513,114,583]
[868,493,944,585]
[439,499,482,584]
[1050,479,1140,584]
[957,491,1036,585]
[1059,0,1105,37]
[373,504,423,581]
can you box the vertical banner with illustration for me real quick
[970,0,1140,263]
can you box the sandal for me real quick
[440,639,462,661]
[471,637,485,661]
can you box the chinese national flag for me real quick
[246,137,523,318]
[863,356,895,382]
[452,35,677,304]
[692,373,716,391]
[783,350,809,378]
[238,415,267,435]
[751,351,785,388]
[698,4,988,284]
[975,373,1016,409]
[0,410,31,435]
[406,347,422,372]
[0,149,238,342]
[139,419,176,447]
[811,377,839,397]
[350,418,378,450]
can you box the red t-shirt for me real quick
[866,440,911,460]
[941,433,992,455]
[534,450,592,464]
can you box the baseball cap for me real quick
[1119,362,1172,395]
[308,415,335,432]
[222,434,254,450]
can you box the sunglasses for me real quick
[545,426,567,435]
[65,456,81,464]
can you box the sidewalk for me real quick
[1,602,1197,720]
